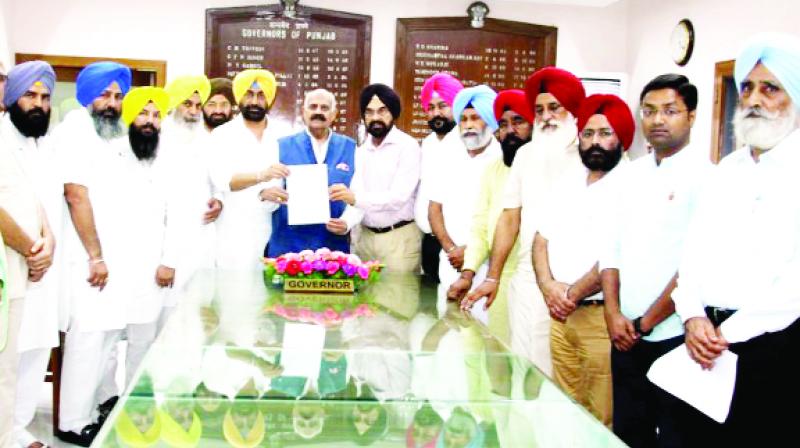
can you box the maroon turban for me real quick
[576,94,635,151]
[524,67,586,117]
[493,89,534,124]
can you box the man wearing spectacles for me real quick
[463,67,586,375]
[599,73,711,447]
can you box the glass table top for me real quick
[94,269,625,447]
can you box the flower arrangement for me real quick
[263,248,382,291]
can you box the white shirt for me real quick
[674,129,800,340]
[430,136,502,246]
[539,165,617,301]
[414,129,460,234]
[351,126,421,228]
[502,134,582,273]
[208,115,279,270]
[601,144,711,341]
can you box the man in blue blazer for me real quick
[265,89,360,256]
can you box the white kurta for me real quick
[414,129,459,234]
[208,115,279,271]
[159,117,219,304]
[62,120,167,331]
[0,114,63,352]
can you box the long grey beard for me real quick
[92,115,124,141]
[733,105,798,151]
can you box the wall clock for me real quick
[670,19,695,66]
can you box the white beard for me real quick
[733,105,798,151]
[460,126,493,150]
[532,115,578,151]
[172,112,202,131]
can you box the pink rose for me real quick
[298,309,313,320]
[284,252,301,262]
[346,254,362,265]
[323,308,338,320]
[300,261,313,275]
[315,247,332,258]
[276,259,288,274]
[357,265,370,280]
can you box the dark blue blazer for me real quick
[266,130,356,257]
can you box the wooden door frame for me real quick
[15,53,167,86]
[710,59,735,163]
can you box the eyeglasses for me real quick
[639,107,687,119]
[580,128,616,139]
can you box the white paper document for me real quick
[280,323,326,378]
[647,344,738,423]
[286,164,330,225]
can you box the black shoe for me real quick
[97,395,119,424]
[55,423,101,447]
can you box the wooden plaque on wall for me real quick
[206,4,371,138]
[395,18,557,140]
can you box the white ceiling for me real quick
[497,0,621,7]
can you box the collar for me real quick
[305,126,332,146]
[0,112,40,150]
[364,124,402,151]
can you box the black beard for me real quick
[203,111,231,129]
[241,105,267,122]
[367,120,392,138]
[579,143,623,172]
[8,103,50,138]
[129,123,160,161]
[427,116,455,136]
[500,133,530,167]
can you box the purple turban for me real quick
[4,61,56,108]
[76,61,132,107]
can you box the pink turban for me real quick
[419,73,464,111]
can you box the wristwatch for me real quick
[633,317,652,336]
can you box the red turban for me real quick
[524,67,586,117]
[576,94,635,151]
[493,89,534,124]
[420,73,464,111]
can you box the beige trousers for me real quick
[550,303,613,427]
[353,223,421,274]
[508,269,553,376]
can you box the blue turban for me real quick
[76,61,132,107]
[3,61,56,108]
[734,32,800,110]
[452,85,499,131]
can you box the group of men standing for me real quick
[2,30,800,448]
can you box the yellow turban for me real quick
[114,408,162,447]
[165,75,211,111]
[122,86,170,126]
[159,408,202,447]
[232,69,277,106]
[223,408,266,448]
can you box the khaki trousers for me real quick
[550,303,612,427]
[353,223,421,273]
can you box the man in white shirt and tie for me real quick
[673,33,800,446]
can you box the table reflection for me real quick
[95,269,624,447]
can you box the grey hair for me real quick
[303,88,337,112]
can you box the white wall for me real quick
[0,0,12,69]
[625,0,800,158]
[3,0,629,84]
